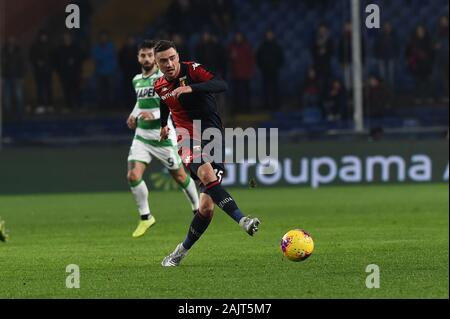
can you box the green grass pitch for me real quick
[0,184,448,298]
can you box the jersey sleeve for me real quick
[188,63,215,83]
[188,62,228,93]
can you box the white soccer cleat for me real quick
[161,243,189,267]
[239,216,261,236]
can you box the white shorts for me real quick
[127,138,182,170]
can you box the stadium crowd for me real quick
[1,0,448,124]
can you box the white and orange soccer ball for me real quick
[280,229,314,262]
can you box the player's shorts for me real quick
[128,137,183,170]
[178,139,226,193]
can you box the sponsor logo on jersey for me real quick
[160,91,178,101]
[136,87,155,99]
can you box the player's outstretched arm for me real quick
[188,63,228,94]
[171,77,228,98]
[189,77,228,94]
[172,86,193,98]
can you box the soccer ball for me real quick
[280,229,314,262]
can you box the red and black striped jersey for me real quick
[155,62,228,142]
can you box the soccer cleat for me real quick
[161,243,189,267]
[0,217,9,242]
[239,216,261,236]
[132,216,156,238]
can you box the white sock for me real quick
[181,177,200,211]
[130,180,151,217]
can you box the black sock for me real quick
[141,214,149,221]
[205,181,244,223]
[183,213,212,249]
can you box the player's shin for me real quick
[204,182,245,224]
[129,179,151,219]
[182,212,212,250]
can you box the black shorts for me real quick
[178,139,226,193]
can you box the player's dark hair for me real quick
[138,40,157,53]
[154,40,177,53]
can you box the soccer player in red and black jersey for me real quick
[154,40,261,267]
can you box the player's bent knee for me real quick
[199,205,214,219]
[197,164,218,184]
[127,170,142,183]
[199,207,214,219]
[171,171,186,185]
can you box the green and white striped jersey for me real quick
[130,70,175,146]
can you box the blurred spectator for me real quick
[364,75,393,118]
[194,31,228,118]
[194,31,227,76]
[248,0,261,9]
[190,0,210,30]
[167,0,193,37]
[208,0,235,36]
[156,30,171,43]
[250,0,281,9]
[1,36,25,120]
[434,15,449,102]
[92,31,118,109]
[54,33,84,112]
[172,33,191,61]
[72,0,93,49]
[211,35,228,78]
[119,35,140,107]
[339,22,365,91]
[311,23,333,95]
[369,127,385,141]
[374,22,399,88]
[301,67,321,109]
[323,79,347,121]
[305,0,328,10]
[256,30,285,111]
[405,25,434,103]
[30,30,54,114]
[228,32,255,112]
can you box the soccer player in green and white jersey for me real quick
[126,40,199,238]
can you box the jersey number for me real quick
[214,169,224,183]
[167,158,175,168]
